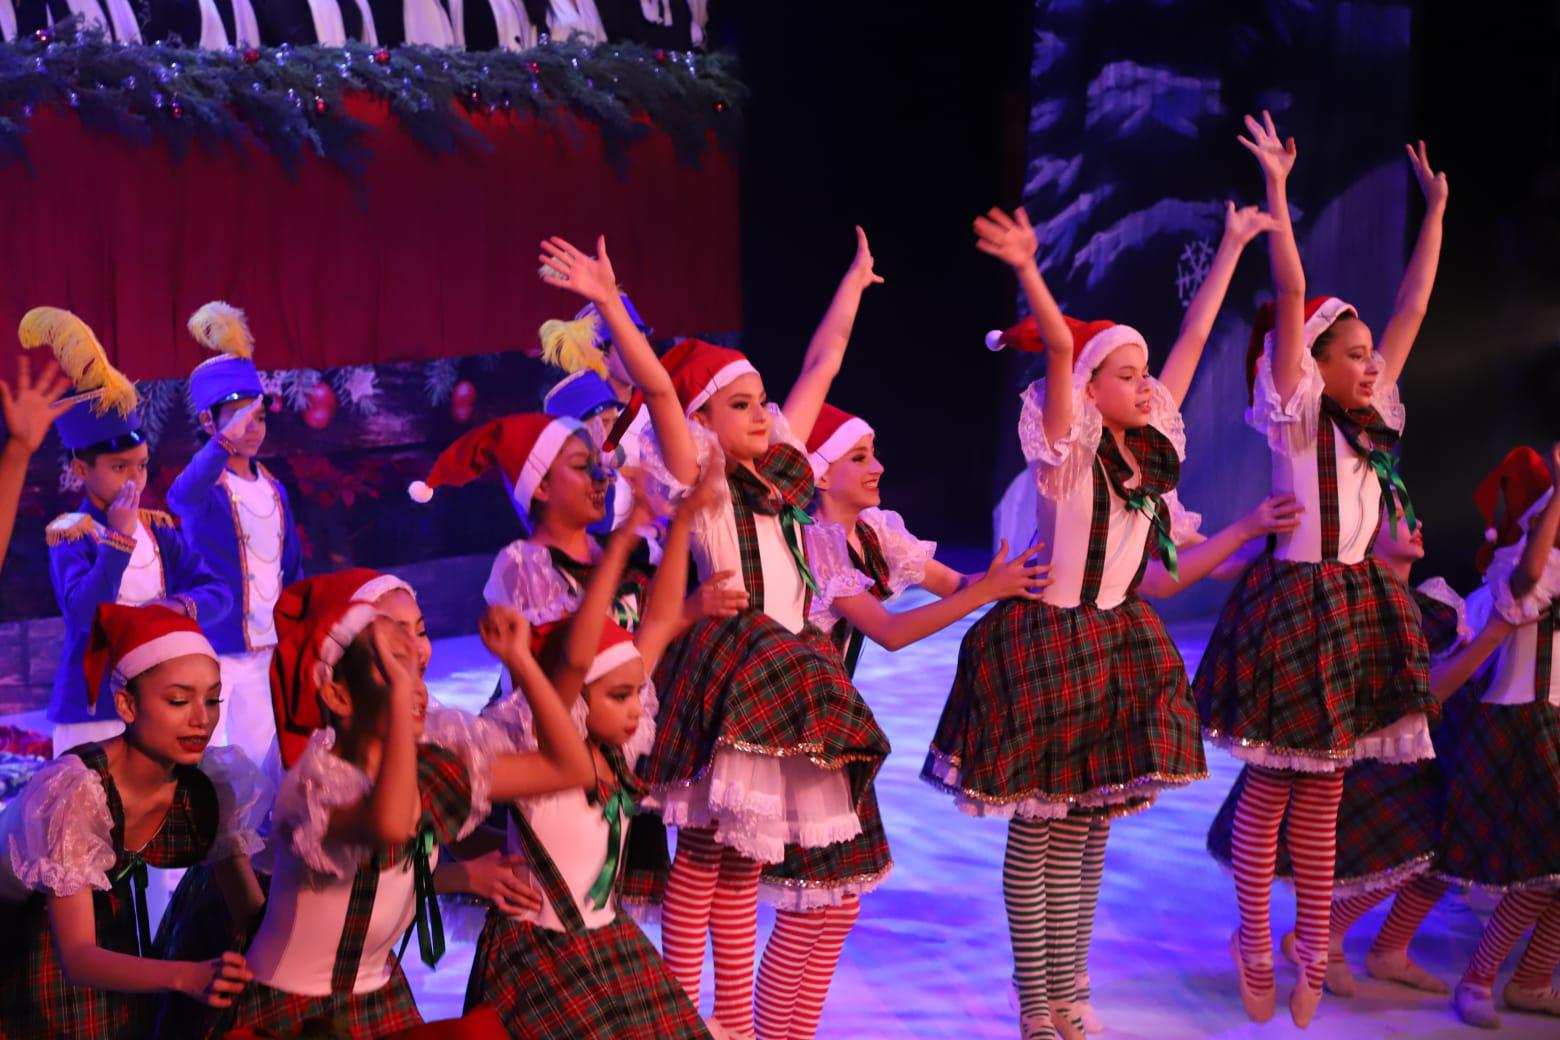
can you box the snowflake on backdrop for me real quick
[1175,238,1215,307]
[58,451,83,493]
[424,358,459,406]
[256,369,324,412]
[333,366,380,415]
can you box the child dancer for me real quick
[216,571,593,1037]
[540,227,889,1040]
[0,603,268,1038]
[0,354,73,576]
[466,477,711,1037]
[1193,115,1447,1027]
[1205,509,1512,997]
[1440,446,1560,1028]
[754,402,1049,1040]
[168,302,304,765]
[923,196,1288,1040]
[23,308,232,753]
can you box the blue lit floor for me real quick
[404,593,1556,1038]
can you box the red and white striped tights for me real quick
[661,827,764,1038]
[753,898,861,1040]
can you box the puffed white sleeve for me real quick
[861,508,937,596]
[198,745,274,863]
[1245,348,1325,456]
[1485,540,1560,627]
[638,421,723,516]
[804,520,875,630]
[1019,380,1103,503]
[2,756,116,898]
[482,541,580,626]
[274,729,374,879]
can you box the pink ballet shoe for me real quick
[1502,981,1560,1016]
[1454,982,1500,1029]
[1365,948,1449,994]
[1049,1003,1086,1040]
[703,1018,747,1040]
[1289,974,1325,1029]
[1019,1010,1061,1040]
[1229,930,1275,1023]
[1072,974,1104,1034]
[1281,930,1353,998]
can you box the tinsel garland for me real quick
[0,21,742,174]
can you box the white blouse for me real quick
[805,508,936,630]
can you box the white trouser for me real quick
[52,718,126,756]
[217,648,276,768]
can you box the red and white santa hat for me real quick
[270,568,415,768]
[660,338,759,415]
[1473,446,1555,574]
[407,413,586,524]
[806,403,875,480]
[532,616,642,685]
[986,314,1148,385]
[84,604,217,709]
[1245,296,1356,402]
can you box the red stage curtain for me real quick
[0,96,739,381]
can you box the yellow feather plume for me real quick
[187,301,255,360]
[18,307,138,417]
[538,315,608,377]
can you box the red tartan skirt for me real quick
[1194,556,1435,769]
[643,615,889,859]
[462,910,710,1039]
[921,596,1207,818]
[208,961,423,1039]
[759,782,892,910]
[1436,698,1560,892]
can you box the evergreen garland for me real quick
[0,21,742,174]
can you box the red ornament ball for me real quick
[450,380,476,424]
[373,48,391,65]
[313,94,327,113]
[654,49,668,63]
[527,61,540,74]
[302,381,337,430]
[242,47,260,64]
[714,99,728,114]
[32,29,50,44]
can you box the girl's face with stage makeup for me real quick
[536,433,609,529]
[1314,317,1381,411]
[1087,345,1154,432]
[1374,509,1426,568]
[819,434,883,510]
[114,654,223,767]
[696,372,772,463]
[584,657,646,749]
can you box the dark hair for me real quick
[332,636,381,700]
[1311,313,1362,360]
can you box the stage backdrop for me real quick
[998,0,1416,617]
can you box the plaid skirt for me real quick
[618,814,672,918]
[1194,556,1435,768]
[644,615,889,811]
[153,863,273,1040]
[760,782,892,910]
[1437,699,1560,892]
[462,909,711,1039]
[922,596,1206,817]
[0,895,156,1040]
[208,961,423,1039]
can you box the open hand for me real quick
[844,225,885,292]
[218,398,266,445]
[1222,201,1278,248]
[1405,140,1448,209]
[684,569,748,622]
[1241,494,1304,539]
[978,540,1051,602]
[0,355,75,456]
[368,617,417,695]
[182,951,252,1008]
[539,235,618,305]
[458,851,542,917]
[973,207,1039,270]
[1238,111,1297,182]
[106,479,141,537]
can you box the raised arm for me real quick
[1511,444,1560,602]
[1239,111,1306,401]
[1156,202,1277,406]
[1430,612,1511,703]
[541,235,699,485]
[974,206,1074,445]
[325,622,421,848]
[641,468,728,669]
[555,518,645,707]
[0,357,73,576]
[1376,141,1448,388]
[482,606,595,800]
[167,400,265,515]
[1139,494,1303,599]
[782,226,884,444]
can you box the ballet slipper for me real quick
[1281,931,1354,998]
[1454,982,1500,1029]
[1289,975,1324,1029]
[1229,930,1275,1023]
[1048,1002,1086,1040]
[1072,975,1103,1034]
[1019,1009,1061,1040]
[1365,948,1450,994]
[1502,981,1560,1016]
[703,1017,739,1040]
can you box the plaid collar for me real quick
[728,445,815,517]
[1320,394,1400,453]
[1095,426,1180,502]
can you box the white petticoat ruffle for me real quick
[646,749,863,865]
[199,744,274,863]
[760,864,892,912]
[1,755,116,899]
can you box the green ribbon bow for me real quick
[111,853,152,957]
[779,504,820,595]
[409,828,446,968]
[1368,448,1417,535]
[1124,491,1179,583]
[585,787,639,911]
[610,589,641,630]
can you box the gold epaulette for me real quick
[45,512,100,547]
[140,508,179,530]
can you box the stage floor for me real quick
[402,594,1556,1039]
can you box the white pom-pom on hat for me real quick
[1484,527,1498,544]
[985,329,1005,351]
[408,481,434,504]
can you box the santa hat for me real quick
[19,307,143,453]
[660,338,759,415]
[806,403,875,480]
[985,314,1147,380]
[270,569,414,768]
[84,604,216,710]
[407,413,586,525]
[537,294,653,379]
[1245,296,1356,402]
[1473,447,1555,574]
[532,616,642,685]
[187,301,266,414]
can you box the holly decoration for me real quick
[243,48,261,64]
[450,380,476,424]
[373,48,391,65]
[302,381,337,430]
